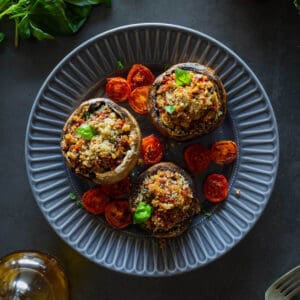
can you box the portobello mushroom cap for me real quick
[130,162,200,238]
[61,98,141,184]
[148,63,227,141]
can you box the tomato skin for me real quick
[141,135,164,165]
[82,187,110,214]
[184,144,211,173]
[101,177,131,200]
[106,77,131,102]
[104,201,132,229]
[128,86,150,114]
[211,140,238,165]
[203,174,229,203]
[127,64,155,90]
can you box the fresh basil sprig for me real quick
[175,68,191,86]
[117,58,124,70]
[133,201,153,224]
[163,105,175,114]
[0,0,111,46]
[76,124,96,140]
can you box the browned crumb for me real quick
[159,238,166,249]
[138,158,144,166]
[235,189,241,197]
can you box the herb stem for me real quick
[14,18,19,47]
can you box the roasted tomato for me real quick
[101,177,131,200]
[141,135,164,164]
[82,187,110,214]
[211,140,238,165]
[184,144,211,173]
[127,64,155,90]
[106,77,131,102]
[104,201,132,229]
[203,174,229,203]
[128,86,150,114]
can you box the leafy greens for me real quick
[0,0,111,46]
[295,0,300,14]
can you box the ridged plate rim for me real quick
[25,23,279,276]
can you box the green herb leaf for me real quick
[18,15,31,39]
[117,58,124,70]
[76,123,96,140]
[133,201,153,224]
[30,0,91,35]
[69,192,77,200]
[103,0,111,7]
[76,200,83,208]
[175,68,191,86]
[203,210,212,218]
[84,111,90,120]
[295,0,300,13]
[0,33,4,42]
[64,0,110,6]
[163,105,175,114]
[30,22,54,40]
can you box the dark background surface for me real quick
[1,0,300,299]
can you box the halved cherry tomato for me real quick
[106,77,131,102]
[127,64,155,90]
[101,177,131,200]
[211,140,238,165]
[184,144,211,173]
[141,135,164,164]
[82,187,110,215]
[203,174,229,203]
[104,201,132,229]
[128,86,150,114]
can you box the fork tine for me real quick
[283,279,300,294]
[286,286,300,299]
[274,266,300,288]
[278,275,300,292]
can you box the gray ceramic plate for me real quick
[25,23,279,276]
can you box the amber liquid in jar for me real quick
[0,251,69,300]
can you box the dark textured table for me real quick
[1,0,300,299]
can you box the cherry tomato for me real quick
[104,201,132,229]
[101,177,131,200]
[82,187,110,215]
[211,140,238,165]
[127,64,155,90]
[183,144,211,173]
[203,174,229,203]
[128,86,150,114]
[141,135,164,164]
[106,77,131,102]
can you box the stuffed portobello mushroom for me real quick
[148,63,227,141]
[130,162,200,238]
[61,98,141,184]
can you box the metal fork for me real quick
[265,266,300,300]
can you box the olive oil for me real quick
[0,251,69,300]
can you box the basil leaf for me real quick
[18,15,31,39]
[295,0,300,13]
[76,123,96,140]
[64,0,110,6]
[203,210,212,218]
[117,58,124,70]
[69,192,77,200]
[175,68,191,86]
[0,33,4,42]
[30,22,54,40]
[163,105,175,114]
[30,0,91,35]
[76,200,83,208]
